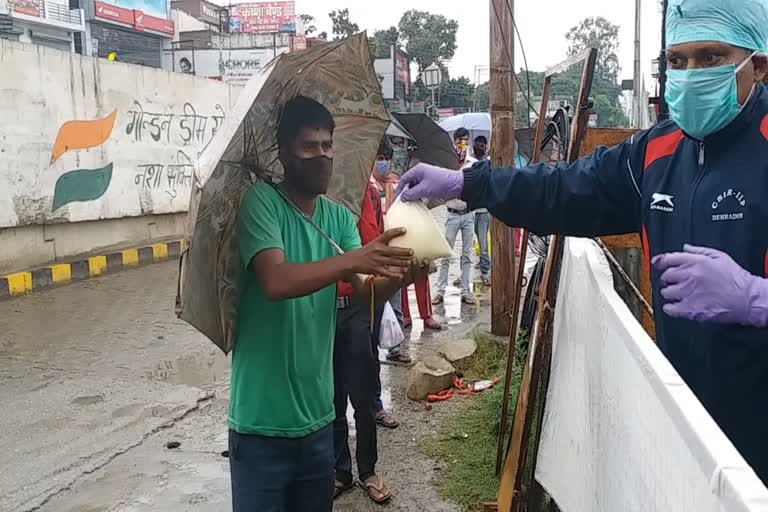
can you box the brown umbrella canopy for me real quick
[177,34,389,353]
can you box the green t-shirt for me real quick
[228,182,362,438]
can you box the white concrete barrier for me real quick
[535,238,768,511]
[0,40,239,272]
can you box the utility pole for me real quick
[658,0,669,120]
[489,0,516,336]
[633,0,642,127]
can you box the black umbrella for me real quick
[392,113,459,170]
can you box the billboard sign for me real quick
[228,1,295,34]
[164,47,287,84]
[199,0,219,25]
[12,0,41,16]
[94,0,174,34]
[395,50,410,96]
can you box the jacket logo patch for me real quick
[650,193,675,213]
[711,188,746,222]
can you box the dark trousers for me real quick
[370,302,386,412]
[229,426,334,512]
[333,304,378,484]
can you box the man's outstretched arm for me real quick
[399,134,647,238]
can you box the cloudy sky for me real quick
[296,0,664,89]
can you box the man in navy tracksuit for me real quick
[398,0,768,484]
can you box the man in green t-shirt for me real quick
[228,96,425,512]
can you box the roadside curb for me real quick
[0,240,184,299]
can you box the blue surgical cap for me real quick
[667,0,768,53]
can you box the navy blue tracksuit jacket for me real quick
[462,85,768,483]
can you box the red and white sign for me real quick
[94,1,175,35]
[228,1,295,34]
[395,50,410,96]
[438,108,456,121]
[13,0,42,17]
[290,34,306,52]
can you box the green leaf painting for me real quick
[52,163,114,212]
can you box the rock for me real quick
[406,354,455,401]
[436,338,478,365]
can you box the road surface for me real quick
[0,245,488,511]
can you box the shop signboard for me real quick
[228,1,295,34]
[12,0,41,17]
[94,0,174,35]
[395,49,410,96]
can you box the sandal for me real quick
[334,479,354,499]
[359,475,392,504]
[386,352,413,365]
[376,410,400,429]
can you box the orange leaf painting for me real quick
[50,110,117,164]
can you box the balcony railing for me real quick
[11,0,84,28]
[44,1,82,25]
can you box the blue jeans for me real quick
[474,212,491,278]
[229,425,334,512]
[437,212,475,298]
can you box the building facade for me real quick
[84,0,174,67]
[1,0,85,52]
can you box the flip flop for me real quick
[386,353,413,365]
[334,480,354,499]
[358,475,392,504]
[376,410,400,429]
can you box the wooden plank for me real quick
[489,0,516,337]
[544,48,593,77]
[495,74,553,476]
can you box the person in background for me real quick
[434,127,476,305]
[472,135,489,161]
[370,143,442,347]
[333,142,397,504]
[389,135,410,175]
[230,96,425,512]
[397,0,768,484]
[472,136,492,285]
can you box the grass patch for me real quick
[420,330,528,511]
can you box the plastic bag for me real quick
[379,301,404,350]
[384,197,452,262]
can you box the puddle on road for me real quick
[145,352,230,388]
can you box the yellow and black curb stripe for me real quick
[0,240,183,300]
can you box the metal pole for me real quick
[658,0,669,120]
[489,0,516,336]
[633,0,642,127]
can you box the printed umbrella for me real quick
[177,34,389,353]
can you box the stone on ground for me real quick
[406,354,456,401]
[436,337,478,365]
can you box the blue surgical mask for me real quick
[374,159,390,176]
[666,52,756,140]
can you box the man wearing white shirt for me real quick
[433,128,477,305]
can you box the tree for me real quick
[299,14,316,36]
[558,16,628,128]
[565,16,621,84]
[440,76,475,110]
[328,9,359,41]
[371,26,399,59]
[398,10,459,74]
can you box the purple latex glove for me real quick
[652,245,768,327]
[395,163,464,202]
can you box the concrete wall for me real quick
[0,39,239,273]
